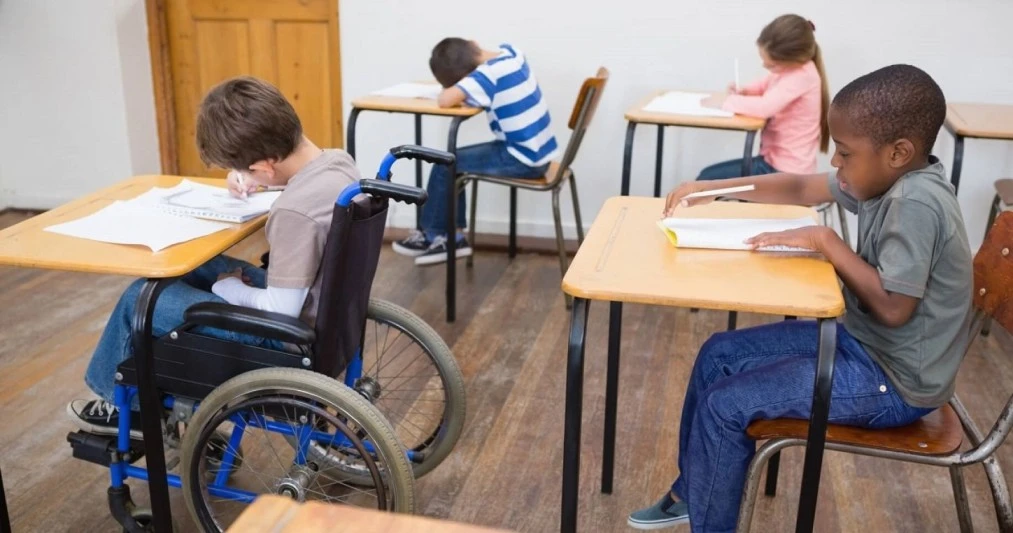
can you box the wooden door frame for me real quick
[143,0,343,175]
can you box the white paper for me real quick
[371,82,442,100]
[642,91,734,118]
[44,200,230,252]
[661,216,816,251]
[148,179,281,223]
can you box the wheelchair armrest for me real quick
[184,302,315,346]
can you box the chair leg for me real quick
[737,439,803,533]
[467,180,478,267]
[950,465,975,533]
[983,455,1013,532]
[509,188,518,259]
[569,174,585,245]
[764,451,781,496]
[836,202,851,249]
[981,195,1001,336]
[552,188,572,309]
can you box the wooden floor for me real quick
[2,209,1013,532]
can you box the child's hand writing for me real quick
[726,82,742,95]
[745,226,831,252]
[663,182,717,216]
[226,171,259,199]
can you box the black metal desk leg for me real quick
[794,318,838,533]
[346,107,361,160]
[561,298,590,533]
[654,126,665,198]
[621,122,638,196]
[132,279,175,533]
[0,463,10,533]
[741,130,757,177]
[601,301,623,493]
[444,117,466,323]
[414,113,423,229]
[951,133,965,194]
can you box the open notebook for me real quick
[642,91,734,118]
[147,179,282,223]
[657,216,816,252]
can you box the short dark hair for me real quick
[196,76,303,170]
[429,38,481,88]
[831,64,946,155]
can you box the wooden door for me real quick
[159,0,342,177]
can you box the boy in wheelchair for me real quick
[69,77,359,436]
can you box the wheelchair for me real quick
[67,146,467,532]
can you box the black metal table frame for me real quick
[560,299,837,533]
[347,107,472,323]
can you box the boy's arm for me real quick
[212,278,308,317]
[437,86,467,108]
[663,173,834,216]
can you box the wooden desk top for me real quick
[226,495,514,532]
[351,85,481,117]
[0,176,267,278]
[624,90,766,131]
[562,197,844,318]
[945,103,1013,140]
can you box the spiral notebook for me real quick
[657,216,816,252]
[150,180,282,223]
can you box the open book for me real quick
[657,216,816,252]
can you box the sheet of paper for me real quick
[44,200,230,252]
[642,91,734,118]
[660,216,816,251]
[371,82,442,100]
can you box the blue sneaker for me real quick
[628,494,689,530]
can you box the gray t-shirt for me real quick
[266,149,358,326]
[829,157,972,408]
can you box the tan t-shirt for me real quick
[266,149,359,326]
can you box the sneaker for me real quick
[67,399,144,440]
[414,235,473,266]
[628,494,689,530]
[392,230,431,257]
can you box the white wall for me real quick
[0,0,160,210]
[2,0,1011,249]
[339,0,1013,250]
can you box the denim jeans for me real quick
[697,156,778,181]
[420,141,548,239]
[670,320,934,533]
[84,255,285,407]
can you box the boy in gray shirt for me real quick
[630,64,972,532]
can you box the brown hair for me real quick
[196,76,303,170]
[429,38,481,88]
[758,14,830,153]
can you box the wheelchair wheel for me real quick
[346,298,466,481]
[179,368,415,532]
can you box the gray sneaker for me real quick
[628,494,689,530]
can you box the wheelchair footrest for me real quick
[67,431,144,467]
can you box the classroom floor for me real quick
[2,210,1012,532]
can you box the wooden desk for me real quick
[0,176,268,533]
[558,197,844,533]
[347,86,482,323]
[228,495,514,532]
[943,103,1013,195]
[621,91,766,197]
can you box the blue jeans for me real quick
[697,157,778,181]
[84,255,285,407]
[420,141,548,239]
[670,321,933,533]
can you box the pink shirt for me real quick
[722,61,822,174]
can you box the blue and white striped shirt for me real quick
[456,44,559,167]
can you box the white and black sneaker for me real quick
[414,236,473,266]
[392,230,431,257]
[67,399,144,440]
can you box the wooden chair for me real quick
[736,211,1013,533]
[981,178,1013,336]
[458,67,609,308]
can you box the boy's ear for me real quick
[886,138,916,169]
[248,159,277,178]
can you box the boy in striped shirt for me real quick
[393,38,559,265]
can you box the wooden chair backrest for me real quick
[974,211,1013,332]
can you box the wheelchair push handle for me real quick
[358,180,428,206]
[376,145,455,180]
